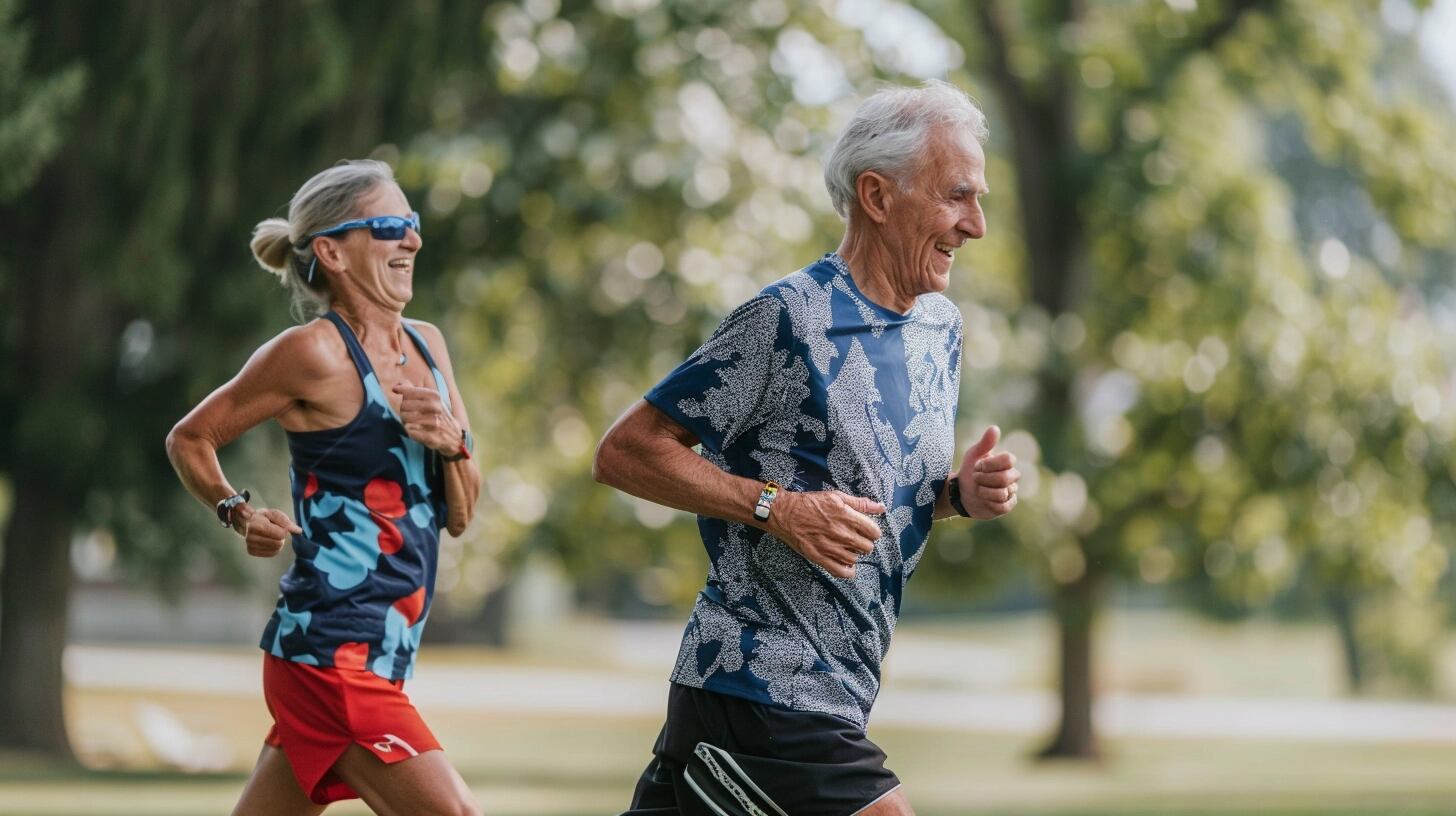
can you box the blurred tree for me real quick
[0,0,86,759]
[0,1,490,759]
[908,0,1456,758]
[7,0,1454,772]
[392,0,874,621]
[0,0,83,201]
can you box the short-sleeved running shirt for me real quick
[645,253,963,727]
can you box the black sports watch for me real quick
[216,490,251,528]
[946,476,972,518]
[442,429,474,462]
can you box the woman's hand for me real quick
[233,506,302,558]
[393,382,463,455]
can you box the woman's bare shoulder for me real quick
[251,318,351,380]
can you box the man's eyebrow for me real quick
[951,182,989,195]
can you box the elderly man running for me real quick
[595,81,1023,816]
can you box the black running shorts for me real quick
[620,683,902,816]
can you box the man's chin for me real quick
[928,266,952,293]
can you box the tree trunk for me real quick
[0,481,75,758]
[1328,592,1366,695]
[0,155,89,760]
[1037,568,1103,760]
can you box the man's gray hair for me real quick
[823,80,989,220]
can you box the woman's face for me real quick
[327,182,422,311]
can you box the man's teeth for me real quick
[389,260,412,270]
[935,243,956,255]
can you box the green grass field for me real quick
[1,686,1453,815]
[5,724,1456,815]
[5,612,1456,815]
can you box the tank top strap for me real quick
[400,321,453,411]
[322,311,375,381]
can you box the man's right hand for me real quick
[234,506,302,558]
[766,490,885,579]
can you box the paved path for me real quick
[67,645,1456,744]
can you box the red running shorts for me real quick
[262,651,442,804]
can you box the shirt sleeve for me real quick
[645,294,792,455]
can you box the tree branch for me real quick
[974,0,1030,129]
[973,0,1085,314]
[1100,0,1277,160]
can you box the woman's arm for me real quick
[165,327,320,556]
[398,321,480,537]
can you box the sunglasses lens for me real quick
[368,215,418,240]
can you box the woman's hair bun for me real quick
[250,218,295,279]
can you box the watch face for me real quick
[754,505,770,521]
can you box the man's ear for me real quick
[855,171,895,225]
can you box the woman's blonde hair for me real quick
[250,159,397,320]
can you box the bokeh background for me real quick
[4,0,1456,813]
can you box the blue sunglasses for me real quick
[304,212,421,283]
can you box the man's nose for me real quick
[960,202,986,240]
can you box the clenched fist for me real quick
[233,506,302,558]
[954,426,1021,520]
[766,489,886,579]
[393,382,462,454]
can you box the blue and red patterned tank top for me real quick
[260,311,451,681]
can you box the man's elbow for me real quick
[592,432,625,488]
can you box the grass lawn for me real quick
[1,680,1454,815]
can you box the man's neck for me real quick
[835,227,916,315]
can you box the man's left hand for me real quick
[394,382,461,454]
[956,425,1020,520]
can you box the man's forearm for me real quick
[594,402,771,530]
[599,429,765,527]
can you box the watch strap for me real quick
[442,428,473,462]
[753,481,781,522]
[947,476,971,518]
[216,490,251,528]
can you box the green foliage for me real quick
[4,1,1455,696]
[0,0,84,202]
[393,0,971,613]
[910,0,1456,695]
[1,2,494,594]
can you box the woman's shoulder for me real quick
[403,317,453,360]
[255,318,351,376]
[403,317,444,344]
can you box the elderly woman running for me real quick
[168,159,483,816]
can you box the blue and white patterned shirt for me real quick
[645,253,963,727]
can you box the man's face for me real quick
[884,127,988,297]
